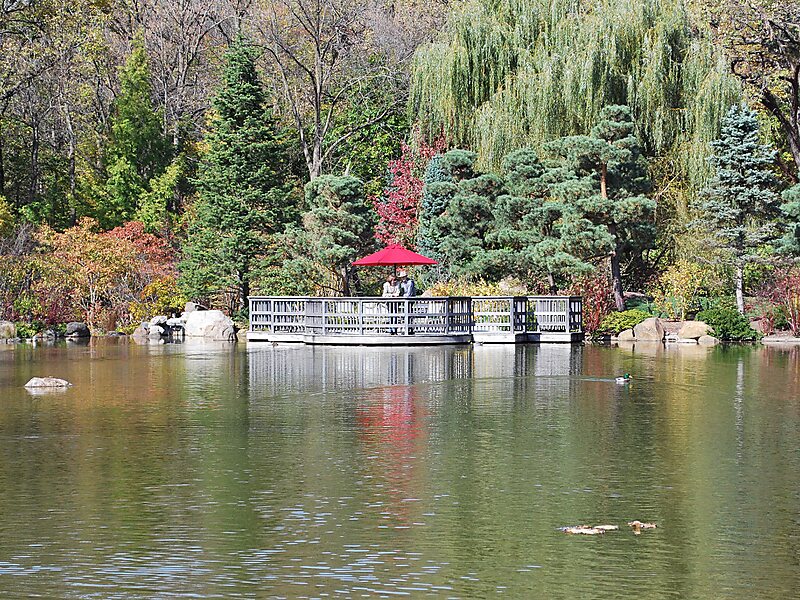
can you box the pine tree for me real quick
[695,104,781,313]
[545,105,654,310]
[416,155,451,259]
[180,37,295,311]
[284,175,375,295]
[489,149,611,291]
[425,150,506,278]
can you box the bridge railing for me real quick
[249,295,581,337]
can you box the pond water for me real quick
[1,340,799,599]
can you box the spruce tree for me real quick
[694,104,780,313]
[180,37,295,310]
[545,105,654,310]
[416,155,451,260]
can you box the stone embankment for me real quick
[132,303,236,342]
[617,317,720,345]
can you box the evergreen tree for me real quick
[489,149,611,291]
[180,37,295,310]
[695,104,781,313]
[426,150,505,278]
[545,105,654,310]
[284,175,375,295]
[416,155,451,259]
[99,38,172,228]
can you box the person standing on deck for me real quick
[398,270,416,297]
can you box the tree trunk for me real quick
[240,272,249,314]
[610,249,625,311]
[547,272,557,295]
[0,121,5,194]
[735,263,745,315]
[341,266,351,296]
[603,167,624,311]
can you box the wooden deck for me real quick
[247,296,583,345]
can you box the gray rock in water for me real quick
[698,334,720,346]
[65,322,90,337]
[678,320,713,340]
[184,309,236,341]
[148,325,166,338]
[0,321,16,339]
[149,315,168,326]
[166,317,185,327]
[131,325,148,338]
[24,377,72,388]
[618,328,635,341]
[633,317,665,342]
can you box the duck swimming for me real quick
[615,373,632,384]
[628,520,657,535]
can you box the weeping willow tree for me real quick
[410,0,740,196]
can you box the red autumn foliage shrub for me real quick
[561,270,616,334]
[759,267,800,336]
[373,132,446,248]
[104,220,176,279]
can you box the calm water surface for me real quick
[1,340,799,599]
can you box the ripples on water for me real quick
[1,341,799,598]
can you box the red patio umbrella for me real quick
[352,244,437,273]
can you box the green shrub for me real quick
[696,308,759,341]
[14,321,43,339]
[598,309,650,335]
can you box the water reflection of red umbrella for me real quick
[352,244,437,275]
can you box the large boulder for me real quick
[131,325,148,338]
[618,328,635,341]
[183,310,236,341]
[633,317,665,342]
[65,322,90,337]
[698,335,720,346]
[149,315,168,327]
[0,321,16,339]
[148,325,166,338]
[678,320,713,340]
[184,302,201,314]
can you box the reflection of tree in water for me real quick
[356,384,426,529]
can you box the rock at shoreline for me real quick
[65,322,90,338]
[148,325,166,338]
[184,310,236,341]
[184,302,202,314]
[24,377,72,388]
[678,320,713,340]
[149,315,168,327]
[131,325,148,338]
[166,317,185,327]
[618,328,635,341]
[633,318,665,342]
[0,321,16,340]
[698,335,719,346]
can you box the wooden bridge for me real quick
[247,296,583,345]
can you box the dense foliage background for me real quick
[1,0,799,335]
